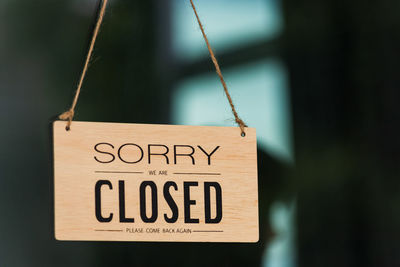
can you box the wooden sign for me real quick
[53,121,258,242]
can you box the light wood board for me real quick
[53,121,258,242]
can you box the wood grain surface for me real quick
[53,121,258,242]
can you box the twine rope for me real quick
[60,0,247,135]
[59,0,108,130]
[189,0,247,135]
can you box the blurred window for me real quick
[171,0,292,163]
[170,2,295,266]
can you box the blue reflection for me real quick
[172,0,284,60]
[263,201,297,267]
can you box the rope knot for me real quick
[59,109,74,121]
[235,117,247,136]
[59,109,75,130]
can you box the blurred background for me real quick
[1,0,399,266]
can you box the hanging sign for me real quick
[53,121,258,242]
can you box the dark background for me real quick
[1,0,399,266]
